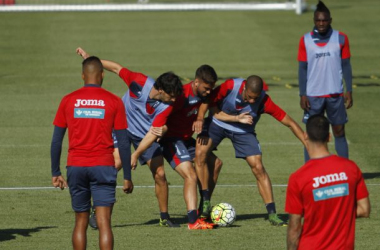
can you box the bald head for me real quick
[246,75,263,94]
[82,56,104,85]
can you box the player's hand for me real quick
[237,112,253,124]
[76,47,90,60]
[122,180,134,194]
[52,176,68,190]
[192,119,204,134]
[345,92,353,109]
[197,135,209,146]
[300,96,310,111]
[131,152,139,170]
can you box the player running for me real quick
[196,75,307,226]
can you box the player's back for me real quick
[293,155,367,250]
[55,85,126,166]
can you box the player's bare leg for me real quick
[246,155,286,226]
[246,155,274,203]
[72,211,89,250]
[147,156,169,214]
[206,152,223,198]
[95,206,114,250]
[175,161,198,211]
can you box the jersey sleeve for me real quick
[53,97,68,128]
[340,32,351,59]
[113,98,128,130]
[209,79,234,107]
[263,94,287,121]
[119,67,148,88]
[355,166,369,200]
[285,173,304,215]
[151,105,173,127]
[297,36,307,62]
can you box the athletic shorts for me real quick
[303,96,348,125]
[67,166,117,212]
[160,137,195,169]
[208,121,261,158]
[127,130,163,165]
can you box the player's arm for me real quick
[193,102,209,134]
[298,36,310,111]
[342,58,353,109]
[280,114,307,148]
[356,197,370,218]
[287,214,302,250]
[341,34,353,109]
[50,126,68,190]
[76,47,123,75]
[131,131,159,169]
[212,107,253,124]
[114,129,134,194]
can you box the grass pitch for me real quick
[0,0,379,249]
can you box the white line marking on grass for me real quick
[1,183,379,190]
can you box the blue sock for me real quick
[304,147,310,162]
[188,210,198,224]
[201,189,210,201]
[265,202,276,214]
[335,136,349,158]
[160,212,169,220]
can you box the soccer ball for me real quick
[211,203,236,227]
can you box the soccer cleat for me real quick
[159,218,180,228]
[89,208,98,229]
[268,213,288,227]
[188,219,215,230]
[200,200,212,219]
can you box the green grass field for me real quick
[0,0,379,249]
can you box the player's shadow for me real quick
[363,172,380,180]
[113,214,188,228]
[237,213,289,223]
[0,226,56,242]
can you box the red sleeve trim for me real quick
[297,36,307,62]
[210,79,234,107]
[152,105,173,127]
[340,32,351,59]
[119,68,148,88]
[263,95,286,121]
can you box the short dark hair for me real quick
[82,56,103,73]
[195,65,218,85]
[154,72,183,97]
[246,75,263,94]
[315,0,330,15]
[306,114,330,143]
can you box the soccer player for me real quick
[50,56,133,250]
[159,65,222,229]
[196,75,307,226]
[286,114,370,250]
[76,48,191,228]
[298,0,353,161]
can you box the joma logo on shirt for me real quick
[312,172,348,188]
[74,99,105,107]
[315,52,331,59]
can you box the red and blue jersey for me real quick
[53,85,127,167]
[165,82,204,139]
[118,68,173,138]
[210,78,286,133]
[285,155,369,250]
